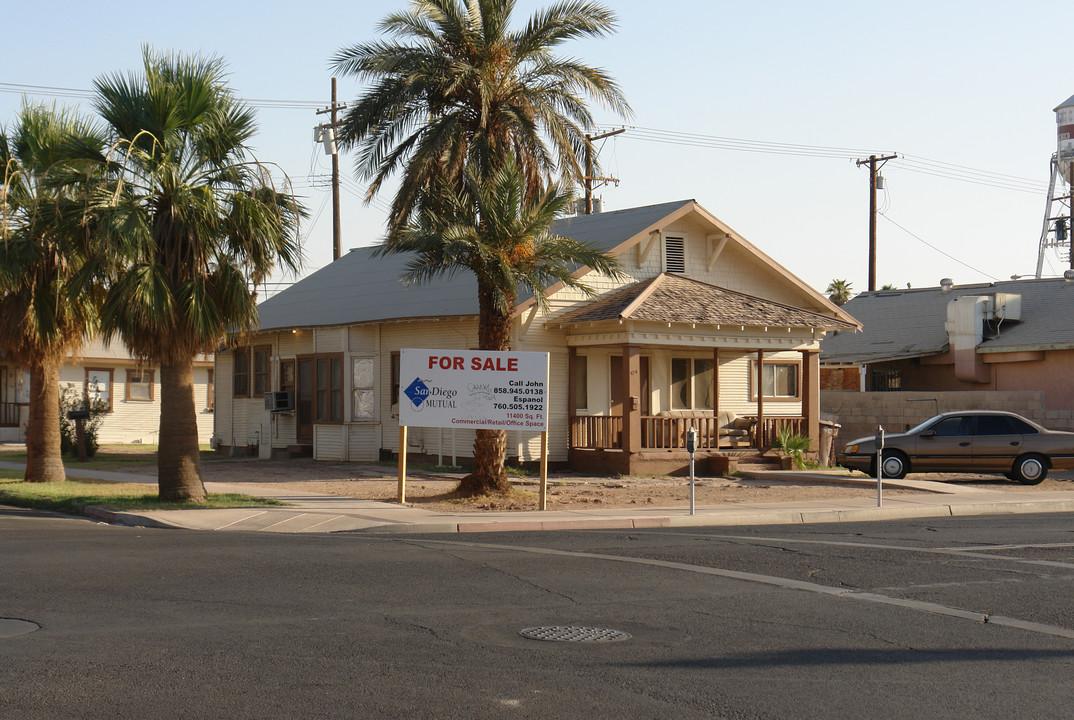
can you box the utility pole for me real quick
[584,128,625,214]
[316,78,346,261]
[856,153,897,291]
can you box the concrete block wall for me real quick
[821,390,1074,449]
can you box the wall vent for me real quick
[665,236,685,273]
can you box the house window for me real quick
[390,352,401,409]
[671,358,713,410]
[233,348,250,397]
[751,361,800,400]
[665,235,685,274]
[85,368,114,412]
[125,369,154,402]
[352,357,375,420]
[871,368,901,392]
[279,360,295,395]
[313,354,343,423]
[253,346,271,396]
[206,369,214,412]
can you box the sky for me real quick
[4,0,1073,299]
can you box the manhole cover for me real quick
[0,619,40,638]
[519,626,631,643]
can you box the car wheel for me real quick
[880,450,909,480]
[1011,454,1048,485]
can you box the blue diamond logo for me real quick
[404,378,431,408]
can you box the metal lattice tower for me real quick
[1035,94,1074,277]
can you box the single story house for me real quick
[214,199,858,474]
[820,277,1074,410]
[0,337,215,445]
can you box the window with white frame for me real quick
[670,358,713,410]
[85,368,114,412]
[352,357,375,420]
[751,361,800,400]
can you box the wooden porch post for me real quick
[756,349,765,448]
[622,344,641,454]
[801,349,821,450]
[712,348,720,446]
[567,347,577,452]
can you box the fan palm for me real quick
[826,278,853,306]
[0,103,106,482]
[389,160,621,494]
[90,49,304,502]
[331,0,631,236]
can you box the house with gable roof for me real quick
[213,199,858,474]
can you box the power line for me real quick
[879,212,999,280]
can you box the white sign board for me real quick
[399,349,549,431]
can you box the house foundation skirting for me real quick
[569,448,739,477]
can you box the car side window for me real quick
[975,415,1016,436]
[1007,417,1038,434]
[930,417,970,436]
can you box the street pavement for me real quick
[5,461,1074,534]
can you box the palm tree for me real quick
[826,278,853,306]
[90,49,304,502]
[331,0,632,237]
[389,161,620,494]
[0,103,106,482]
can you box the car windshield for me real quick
[906,416,943,435]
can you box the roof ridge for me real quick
[618,274,665,319]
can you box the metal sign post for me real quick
[875,425,885,507]
[686,426,698,515]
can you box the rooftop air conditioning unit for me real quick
[264,391,294,413]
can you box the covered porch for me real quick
[552,274,856,476]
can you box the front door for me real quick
[610,356,650,416]
[296,358,313,444]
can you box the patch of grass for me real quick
[0,477,287,514]
[0,444,215,469]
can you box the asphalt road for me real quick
[4,507,1074,719]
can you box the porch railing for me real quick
[0,402,24,428]
[569,414,808,451]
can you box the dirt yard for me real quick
[158,457,1074,513]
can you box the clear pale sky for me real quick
[4,0,1073,298]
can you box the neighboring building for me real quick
[214,200,858,474]
[0,338,215,445]
[820,278,1074,410]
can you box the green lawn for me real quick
[0,444,216,469]
[0,472,286,513]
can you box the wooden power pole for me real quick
[856,153,897,291]
[316,78,346,261]
[584,128,625,214]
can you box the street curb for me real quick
[79,505,182,531]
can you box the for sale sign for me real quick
[399,349,549,431]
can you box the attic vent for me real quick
[665,236,685,273]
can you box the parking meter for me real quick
[685,427,697,454]
[875,425,885,506]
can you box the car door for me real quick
[912,415,973,471]
[971,414,1025,472]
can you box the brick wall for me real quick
[821,390,1074,449]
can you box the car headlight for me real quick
[846,444,858,453]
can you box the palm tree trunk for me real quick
[457,282,514,496]
[157,357,206,502]
[24,355,65,483]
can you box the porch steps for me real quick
[726,452,786,474]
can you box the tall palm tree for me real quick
[826,278,853,306]
[0,103,105,482]
[331,0,631,237]
[90,49,304,502]
[390,161,620,494]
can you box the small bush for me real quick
[58,385,107,459]
[774,427,812,470]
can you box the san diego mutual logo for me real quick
[403,377,458,412]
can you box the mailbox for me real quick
[67,410,91,421]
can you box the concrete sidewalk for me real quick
[7,461,1074,534]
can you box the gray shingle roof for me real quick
[555,273,858,330]
[254,201,695,331]
[820,277,1074,364]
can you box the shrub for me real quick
[58,384,107,459]
[774,426,812,470]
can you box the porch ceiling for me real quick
[553,274,859,331]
